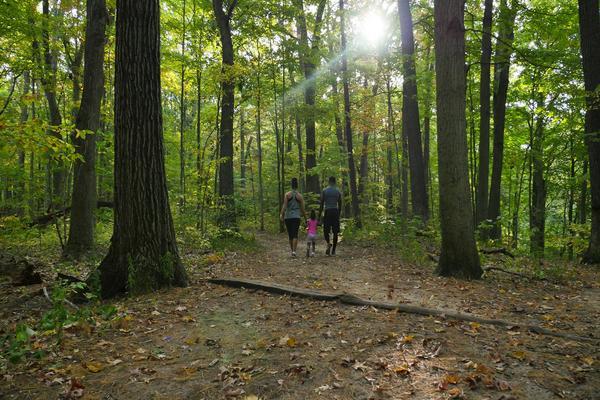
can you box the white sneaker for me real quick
[311,251,315,257]
[292,251,297,258]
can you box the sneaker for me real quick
[292,251,297,258]
[325,244,332,256]
[311,251,316,257]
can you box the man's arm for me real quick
[318,191,324,220]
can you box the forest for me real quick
[0,0,599,399]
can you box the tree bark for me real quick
[530,93,546,258]
[339,0,361,227]
[179,0,187,209]
[434,0,482,278]
[475,0,494,231]
[488,0,517,240]
[37,0,65,207]
[422,48,434,217]
[18,71,30,214]
[213,0,237,228]
[97,0,188,298]
[578,160,588,224]
[294,0,326,196]
[398,0,428,222]
[64,0,108,258]
[256,65,265,231]
[578,0,600,264]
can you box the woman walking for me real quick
[280,177,307,257]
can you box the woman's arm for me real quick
[280,193,289,221]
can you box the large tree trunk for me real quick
[339,0,361,227]
[64,0,108,258]
[398,0,428,222]
[475,0,494,231]
[213,0,237,228]
[578,0,600,264]
[488,0,517,240]
[434,0,482,278]
[97,0,188,298]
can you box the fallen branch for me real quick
[42,286,79,311]
[207,277,597,343]
[483,266,547,281]
[30,200,113,227]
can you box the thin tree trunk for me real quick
[256,67,264,231]
[339,0,361,227]
[386,77,399,215]
[578,0,600,264]
[18,71,31,214]
[273,62,284,233]
[434,0,482,278]
[289,72,305,192]
[488,0,517,240]
[293,0,326,195]
[64,0,108,258]
[530,93,546,258]
[398,0,428,222]
[475,0,493,231]
[567,139,576,260]
[422,48,434,218]
[212,0,237,228]
[578,160,588,224]
[179,0,187,209]
[196,67,203,226]
[97,0,188,298]
[36,0,65,208]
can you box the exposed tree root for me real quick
[208,277,598,343]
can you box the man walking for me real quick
[318,176,342,255]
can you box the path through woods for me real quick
[1,232,599,399]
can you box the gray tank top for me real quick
[322,186,341,210]
[285,190,301,219]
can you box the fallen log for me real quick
[29,200,113,227]
[207,277,598,343]
[481,247,515,258]
[0,254,43,286]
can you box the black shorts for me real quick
[323,209,340,235]
[285,218,301,240]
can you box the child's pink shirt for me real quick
[307,219,318,235]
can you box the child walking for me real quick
[306,210,319,257]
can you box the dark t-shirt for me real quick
[322,186,341,210]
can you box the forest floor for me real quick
[1,231,599,400]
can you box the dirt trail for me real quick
[1,231,598,400]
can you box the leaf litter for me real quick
[0,232,598,399]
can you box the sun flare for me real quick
[357,11,388,47]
